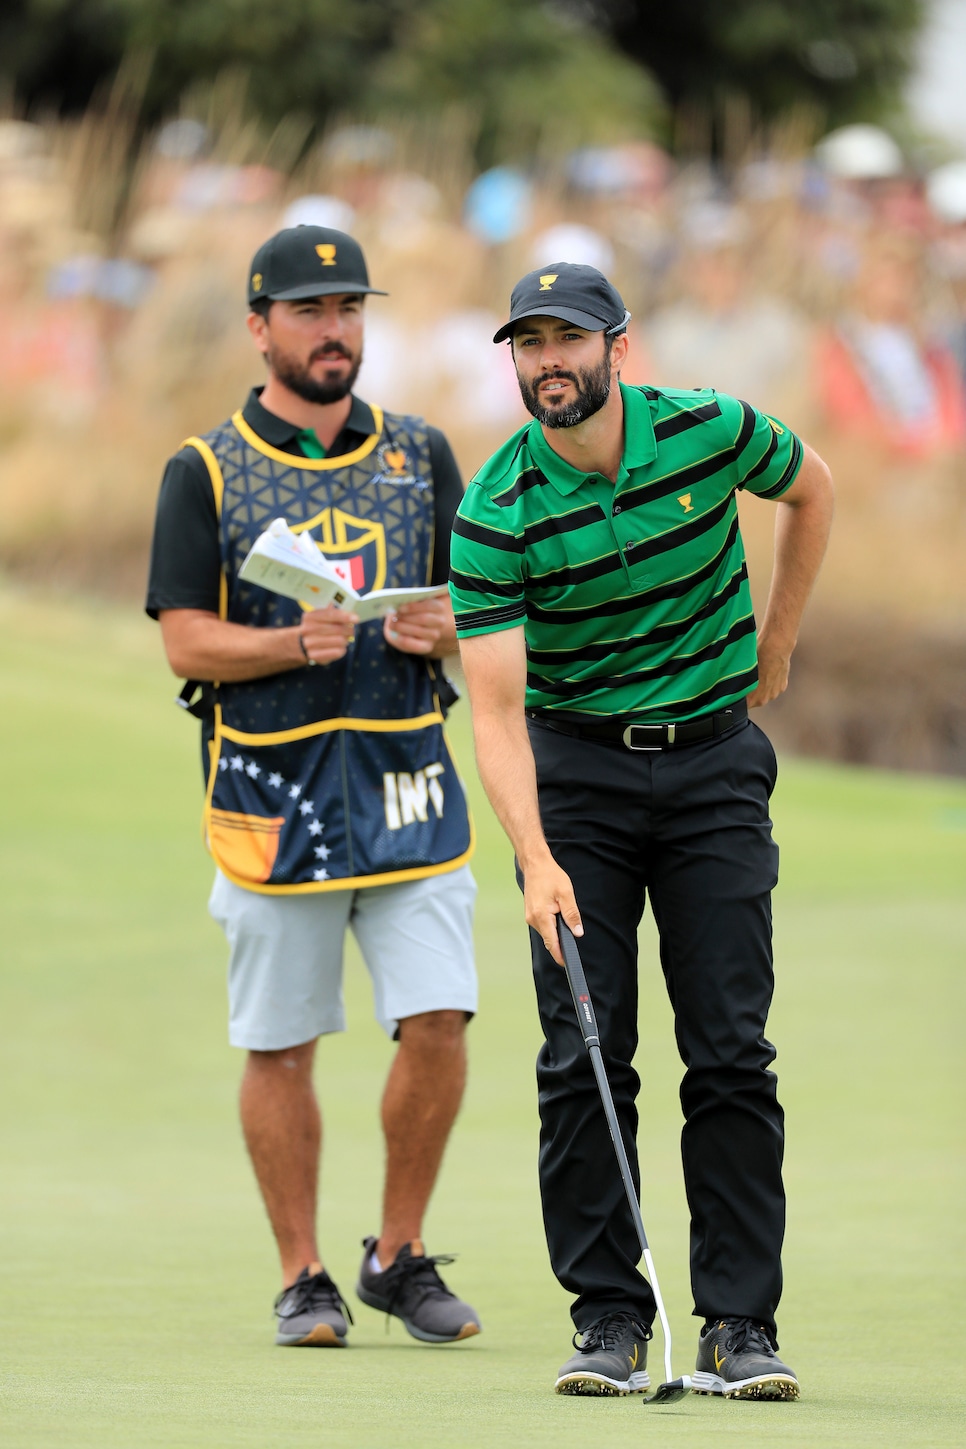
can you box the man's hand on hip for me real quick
[749,441,834,710]
[747,633,792,708]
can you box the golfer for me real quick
[146,226,480,1348]
[450,263,833,1398]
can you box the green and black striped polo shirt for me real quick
[449,382,803,721]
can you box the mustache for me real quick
[536,370,580,387]
[310,343,353,363]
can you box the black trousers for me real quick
[526,717,785,1338]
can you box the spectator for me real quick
[636,205,809,416]
[815,238,966,457]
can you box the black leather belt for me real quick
[526,699,747,752]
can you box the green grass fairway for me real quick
[1,586,964,1449]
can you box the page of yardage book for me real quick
[347,585,450,623]
[238,519,448,622]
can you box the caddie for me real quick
[450,262,834,1398]
[146,226,480,1348]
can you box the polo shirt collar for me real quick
[242,387,377,446]
[526,381,657,494]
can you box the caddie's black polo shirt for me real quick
[145,388,464,618]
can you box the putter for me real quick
[557,918,692,1406]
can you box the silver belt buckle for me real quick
[622,723,672,751]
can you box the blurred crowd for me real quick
[0,110,964,593]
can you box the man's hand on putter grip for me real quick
[523,856,582,965]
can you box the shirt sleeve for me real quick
[449,481,527,637]
[144,446,222,619]
[717,392,804,499]
[427,427,464,586]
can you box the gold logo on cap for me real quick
[539,273,558,291]
[252,272,263,291]
[316,244,337,266]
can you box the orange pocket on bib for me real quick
[208,809,285,884]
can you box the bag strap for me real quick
[175,679,217,720]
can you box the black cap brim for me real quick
[264,281,389,301]
[493,304,610,344]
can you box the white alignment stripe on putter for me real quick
[642,1245,674,1386]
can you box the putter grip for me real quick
[557,919,600,1046]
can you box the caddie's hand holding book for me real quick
[238,518,448,623]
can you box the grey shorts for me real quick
[208,865,477,1050]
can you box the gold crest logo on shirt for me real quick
[767,417,785,435]
[383,447,408,475]
[252,272,263,292]
[539,273,558,291]
[316,244,337,266]
[678,493,694,513]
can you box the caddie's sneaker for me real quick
[554,1312,652,1396]
[692,1317,800,1400]
[355,1236,481,1343]
[274,1264,353,1346]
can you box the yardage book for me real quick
[238,518,448,622]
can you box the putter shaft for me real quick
[557,918,691,1404]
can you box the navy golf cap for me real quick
[248,226,388,305]
[493,262,630,343]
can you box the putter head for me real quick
[641,1375,692,1405]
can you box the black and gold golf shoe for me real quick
[554,1311,652,1395]
[692,1317,799,1399]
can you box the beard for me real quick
[268,341,363,404]
[516,351,612,429]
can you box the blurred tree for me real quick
[584,0,925,132]
[0,0,404,122]
[1,0,923,160]
[1,0,660,161]
[368,0,662,161]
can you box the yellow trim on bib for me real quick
[219,712,443,747]
[214,840,475,895]
[183,435,225,517]
[183,435,228,620]
[231,408,384,469]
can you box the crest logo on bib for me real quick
[294,506,387,593]
[373,441,421,487]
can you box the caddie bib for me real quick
[183,405,473,893]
